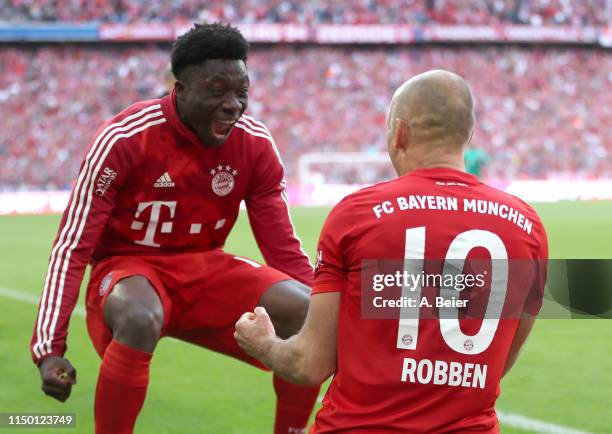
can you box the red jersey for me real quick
[312,168,548,433]
[31,91,312,364]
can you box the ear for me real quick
[466,128,474,147]
[393,118,409,151]
[174,80,186,100]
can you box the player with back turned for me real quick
[235,70,548,433]
[31,23,319,434]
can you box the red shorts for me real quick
[85,249,290,368]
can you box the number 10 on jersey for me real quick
[397,227,509,355]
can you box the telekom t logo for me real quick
[130,201,177,247]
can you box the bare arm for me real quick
[235,292,340,386]
[503,313,536,377]
[504,231,547,378]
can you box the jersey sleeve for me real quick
[313,201,351,294]
[30,123,130,365]
[523,219,549,316]
[245,133,313,287]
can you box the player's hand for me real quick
[234,306,277,359]
[38,356,77,402]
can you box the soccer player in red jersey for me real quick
[235,70,548,433]
[31,23,319,434]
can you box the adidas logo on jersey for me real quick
[154,172,175,188]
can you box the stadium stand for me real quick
[0,0,609,193]
[0,45,610,190]
[0,0,609,26]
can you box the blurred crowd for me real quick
[0,0,609,26]
[0,45,610,189]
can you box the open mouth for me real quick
[212,119,236,139]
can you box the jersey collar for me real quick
[406,167,481,185]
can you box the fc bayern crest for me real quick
[210,164,238,196]
[99,272,113,296]
[402,334,413,346]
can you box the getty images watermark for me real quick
[361,259,612,320]
[372,268,487,309]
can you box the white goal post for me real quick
[298,152,393,186]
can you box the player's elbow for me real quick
[296,355,335,386]
[502,351,519,377]
[293,365,333,386]
[280,332,336,385]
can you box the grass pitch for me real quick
[0,201,611,433]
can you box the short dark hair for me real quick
[171,23,249,79]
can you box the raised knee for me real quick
[118,305,163,337]
[293,294,309,326]
[279,283,311,337]
[104,276,163,351]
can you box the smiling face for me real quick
[175,59,249,147]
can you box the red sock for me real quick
[94,340,152,434]
[273,374,320,434]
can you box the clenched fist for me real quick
[38,356,77,402]
[234,306,276,359]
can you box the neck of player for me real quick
[394,148,466,177]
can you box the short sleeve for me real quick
[313,202,351,294]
